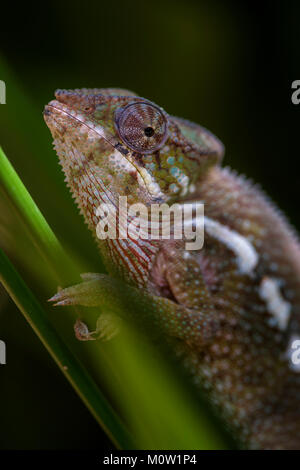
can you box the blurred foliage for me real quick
[0,0,299,449]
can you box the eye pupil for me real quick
[144,126,155,137]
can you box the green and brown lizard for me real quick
[44,88,300,449]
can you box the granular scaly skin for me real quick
[44,89,300,449]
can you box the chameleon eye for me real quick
[115,102,168,154]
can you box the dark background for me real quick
[0,0,299,449]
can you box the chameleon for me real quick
[44,88,300,449]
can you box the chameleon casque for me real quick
[44,88,300,449]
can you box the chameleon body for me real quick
[44,89,300,449]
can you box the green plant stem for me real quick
[0,247,134,449]
[0,146,78,282]
[0,146,135,448]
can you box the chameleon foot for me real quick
[48,273,109,307]
[74,319,97,341]
[49,273,220,348]
[74,314,121,342]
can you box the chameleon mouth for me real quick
[44,100,118,150]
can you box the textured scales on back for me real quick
[44,88,300,449]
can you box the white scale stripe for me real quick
[259,277,291,331]
[183,214,258,274]
[203,217,258,274]
[188,215,291,331]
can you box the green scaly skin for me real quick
[44,88,300,449]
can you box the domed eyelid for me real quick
[114,100,169,153]
[115,100,168,123]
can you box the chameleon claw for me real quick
[74,319,97,341]
[73,316,120,341]
[52,300,73,307]
[48,293,61,302]
[48,290,75,306]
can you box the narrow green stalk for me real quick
[0,146,77,282]
[0,146,134,448]
[0,247,134,449]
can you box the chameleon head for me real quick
[44,88,224,208]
